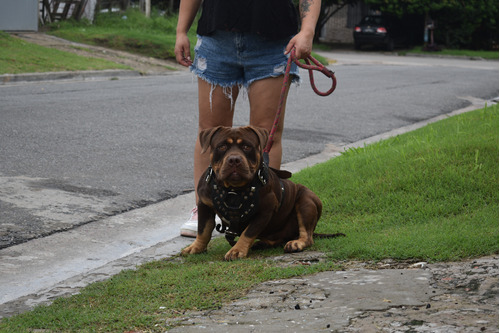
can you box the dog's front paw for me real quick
[224,246,248,261]
[284,239,310,253]
[181,241,207,255]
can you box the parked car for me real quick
[353,15,410,51]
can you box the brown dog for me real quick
[182,126,342,261]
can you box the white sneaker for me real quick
[180,207,198,238]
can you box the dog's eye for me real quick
[217,144,228,152]
[242,144,252,152]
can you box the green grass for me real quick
[1,253,338,332]
[0,32,131,74]
[406,46,499,60]
[1,105,497,332]
[47,9,188,61]
[301,105,498,261]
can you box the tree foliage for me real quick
[363,0,456,16]
[433,0,498,49]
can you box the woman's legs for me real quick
[181,78,239,237]
[248,76,291,169]
[194,78,239,200]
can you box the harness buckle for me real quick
[257,163,268,185]
[205,166,213,183]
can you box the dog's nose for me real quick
[227,155,242,167]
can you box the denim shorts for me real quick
[190,30,300,88]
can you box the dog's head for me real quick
[200,126,269,188]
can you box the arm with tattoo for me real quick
[285,0,321,59]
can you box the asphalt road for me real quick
[0,52,498,248]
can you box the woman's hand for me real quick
[285,30,314,60]
[175,0,202,67]
[175,33,193,67]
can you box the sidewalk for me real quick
[0,68,142,85]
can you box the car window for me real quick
[362,16,384,25]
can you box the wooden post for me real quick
[145,0,150,18]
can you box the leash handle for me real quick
[263,48,337,154]
[291,49,337,97]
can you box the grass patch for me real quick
[297,104,499,262]
[0,32,131,74]
[0,249,337,332]
[47,9,188,61]
[0,105,497,332]
[406,46,499,60]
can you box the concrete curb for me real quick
[404,52,497,61]
[0,69,142,85]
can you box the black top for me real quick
[197,0,299,40]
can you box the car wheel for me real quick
[354,41,361,50]
[385,38,395,51]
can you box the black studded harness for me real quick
[205,162,285,245]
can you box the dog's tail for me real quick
[313,233,346,239]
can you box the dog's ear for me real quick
[199,126,224,153]
[247,126,269,150]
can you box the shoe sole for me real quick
[180,230,197,238]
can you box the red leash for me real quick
[263,48,337,155]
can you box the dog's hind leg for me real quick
[284,190,322,253]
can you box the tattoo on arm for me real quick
[300,0,313,20]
